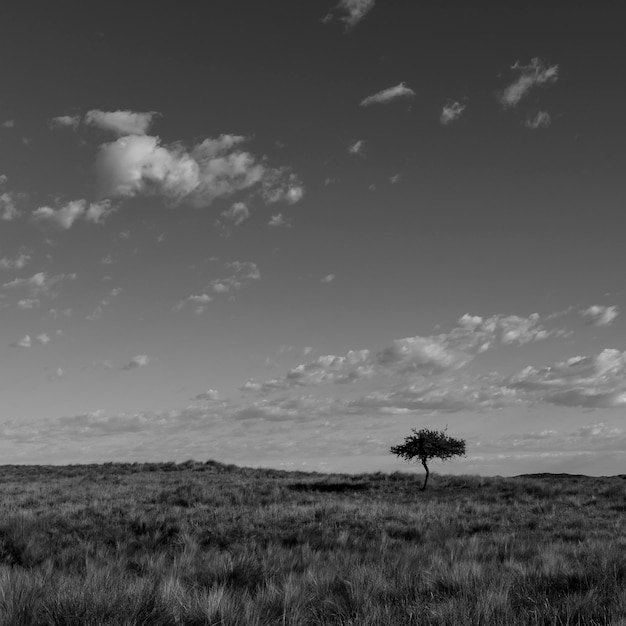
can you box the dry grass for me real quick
[0,461,625,624]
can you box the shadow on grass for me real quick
[288,481,369,493]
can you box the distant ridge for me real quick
[514,472,626,480]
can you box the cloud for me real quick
[580,305,619,327]
[32,199,115,229]
[440,101,466,125]
[84,110,159,136]
[323,0,376,29]
[348,377,520,415]
[2,272,77,298]
[186,293,213,314]
[525,111,551,129]
[192,389,220,402]
[121,355,150,370]
[209,261,260,294]
[508,349,626,409]
[320,274,336,283]
[2,120,15,128]
[0,254,31,270]
[49,115,80,130]
[241,310,567,395]
[36,333,51,345]
[360,82,415,107]
[221,202,250,226]
[17,298,40,310]
[95,133,303,208]
[499,58,559,108]
[0,192,23,221]
[268,214,291,228]
[241,350,373,394]
[10,335,32,348]
[259,170,305,205]
[348,139,365,156]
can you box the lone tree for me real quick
[390,428,466,491]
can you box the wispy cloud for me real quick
[525,111,551,129]
[348,139,366,156]
[241,311,567,395]
[0,181,25,221]
[221,202,250,226]
[268,214,291,228]
[0,253,31,270]
[320,274,336,283]
[323,0,376,30]
[32,199,115,230]
[191,389,220,402]
[440,101,466,125]
[580,305,619,327]
[508,349,626,409]
[2,272,77,298]
[36,333,51,345]
[84,110,159,136]
[17,298,40,310]
[499,58,559,108]
[49,115,80,130]
[95,132,304,208]
[360,83,415,107]
[10,334,32,348]
[121,355,150,370]
[209,261,260,294]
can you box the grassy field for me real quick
[0,461,625,625]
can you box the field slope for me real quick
[0,461,625,625]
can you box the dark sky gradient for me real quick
[0,1,624,474]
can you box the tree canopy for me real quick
[390,428,466,490]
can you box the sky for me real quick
[1,0,625,476]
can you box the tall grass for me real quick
[0,462,624,624]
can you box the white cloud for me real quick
[17,298,40,310]
[209,261,260,294]
[508,349,626,409]
[2,272,77,298]
[221,202,250,226]
[260,169,305,205]
[192,389,220,402]
[440,101,466,125]
[36,333,51,345]
[95,133,303,208]
[186,293,213,314]
[499,58,559,108]
[95,135,200,200]
[46,367,65,381]
[581,305,619,327]
[2,120,15,128]
[187,294,212,303]
[241,310,567,395]
[525,111,551,129]
[0,192,23,221]
[348,139,365,156]
[121,355,150,370]
[321,274,336,283]
[324,0,376,29]
[32,199,114,229]
[0,254,31,270]
[268,214,291,228]
[49,115,80,130]
[348,377,520,415]
[11,335,32,348]
[360,82,415,107]
[84,110,159,136]
[376,335,470,375]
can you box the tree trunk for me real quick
[421,458,429,491]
